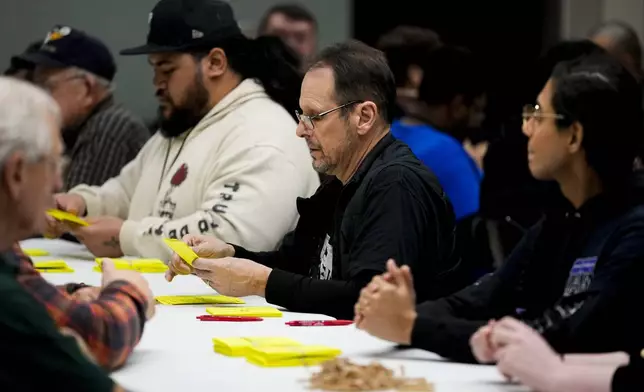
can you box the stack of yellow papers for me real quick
[212,337,301,356]
[93,258,168,273]
[23,248,50,257]
[46,209,89,226]
[34,260,75,273]
[246,345,342,367]
[206,306,282,317]
[156,295,245,305]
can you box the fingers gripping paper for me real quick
[163,238,199,266]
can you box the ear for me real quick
[202,48,228,78]
[2,152,27,201]
[354,101,378,136]
[568,121,584,153]
[407,64,423,91]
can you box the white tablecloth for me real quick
[21,238,527,392]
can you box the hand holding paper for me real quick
[166,235,235,282]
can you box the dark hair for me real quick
[551,53,644,186]
[309,40,397,124]
[589,20,642,71]
[257,3,317,35]
[194,35,302,119]
[418,45,484,106]
[531,40,606,99]
[376,26,442,88]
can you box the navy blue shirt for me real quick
[391,121,481,220]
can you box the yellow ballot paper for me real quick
[162,238,198,265]
[34,260,75,273]
[212,337,301,357]
[206,306,282,318]
[93,258,168,273]
[245,345,342,367]
[23,249,50,257]
[156,295,245,305]
[46,209,89,226]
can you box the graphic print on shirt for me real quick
[563,256,598,297]
[158,163,188,220]
[318,234,333,280]
[145,163,189,238]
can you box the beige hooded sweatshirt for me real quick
[70,79,319,260]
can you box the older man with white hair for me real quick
[0,76,148,390]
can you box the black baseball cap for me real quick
[120,0,243,55]
[18,25,116,81]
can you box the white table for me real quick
[22,238,527,392]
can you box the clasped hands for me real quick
[165,235,272,298]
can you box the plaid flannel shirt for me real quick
[63,96,150,191]
[11,244,148,371]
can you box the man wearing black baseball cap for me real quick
[47,0,318,261]
[17,25,149,191]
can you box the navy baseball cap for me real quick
[19,25,116,81]
[120,0,243,55]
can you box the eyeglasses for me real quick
[522,104,564,123]
[295,101,362,130]
[35,73,85,92]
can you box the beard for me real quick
[157,71,210,138]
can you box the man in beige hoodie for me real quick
[46,0,319,260]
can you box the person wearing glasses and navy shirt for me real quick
[166,40,468,320]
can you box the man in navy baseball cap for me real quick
[20,25,116,81]
[18,25,150,192]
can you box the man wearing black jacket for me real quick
[166,40,462,319]
[356,52,644,361]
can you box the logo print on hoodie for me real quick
[563,256,598,297]
[158,163,189,220]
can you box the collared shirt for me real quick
[0,250,114,391]
[63,96,150,190]
[11,244,148,371]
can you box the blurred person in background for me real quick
[391,45,484,221]
[257,3,317,71]
[483,317,641,392]
[356,52,644,363]
[0,76,129,391]
[3,40,41,80]
[589,20,643,82]
[376,25,442,122]
[47,0,318,261]
[18,26,150,191]
[480,40,607,263]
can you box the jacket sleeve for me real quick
[264,166,453,319]
[118,145,310,260]
[69,135,157,219]
[527,221,644,355]
[408,223,542,362]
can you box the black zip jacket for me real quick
[612,355,644,392]
[410,173,644,362]
[233,133,464,319]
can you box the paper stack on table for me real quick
[206,306,282,317]
[93,258,168,273]
[155,295,245,305]
[212,337,341,367]
[23,248,50,257]
[34,260,75,273]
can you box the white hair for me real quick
[0,76,61,167]
[71,67,116,94]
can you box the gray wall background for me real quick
[0,0,351,122]
[561,0,644,41]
